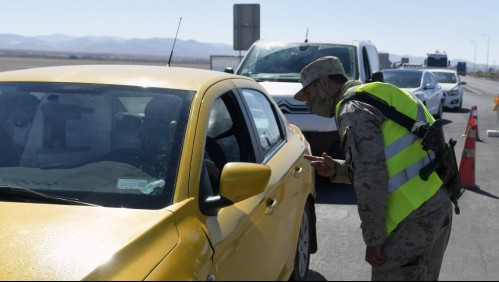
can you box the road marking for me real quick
[464,86,483,95]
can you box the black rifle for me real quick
[348,93,464,214]
[417,120,464,214]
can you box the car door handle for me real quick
[294,166,303,178]
[264,198,277,215]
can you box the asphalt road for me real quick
[308,75,499,281]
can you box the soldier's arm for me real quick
[338,101,389,246]
[330,158,352,184]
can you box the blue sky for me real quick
[0,0,497,67]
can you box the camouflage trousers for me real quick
[372,188,453,281]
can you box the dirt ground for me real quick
[0,56,211,72]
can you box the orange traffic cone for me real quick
[459,117,480,190]
[463,105,481,141]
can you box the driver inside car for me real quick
[100,95,220,188]
[0,92,39,167]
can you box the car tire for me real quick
[434,101,443,119]
[290,202,312,281]
[456,98,463,112]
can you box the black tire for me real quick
[434,101,443,119]
[290,202,312,281]
[456,98,463,112]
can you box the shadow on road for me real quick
[464,186,499,200]
[315,176,357,205]
[308,269,328,281]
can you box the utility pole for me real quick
[482,33,490,73]
[470,40,477,72]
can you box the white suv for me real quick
[233,40,381,158]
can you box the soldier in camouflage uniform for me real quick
[294,56,453,281]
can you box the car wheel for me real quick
[456,98,463,112]
[434,101,443,119]
[290,202,311,281]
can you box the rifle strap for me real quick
[346,92,463,214]
[345,91,419,134]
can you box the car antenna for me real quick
[167,17,182,67]
[304,28,309,43]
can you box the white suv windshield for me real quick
[237,42,358,82]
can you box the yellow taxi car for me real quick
[0,65,316,280]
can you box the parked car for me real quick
[230,39,381,158]
[399,63,424,69]
[381,68,444,118]
[429,68,466,111]
[0,65,317,280]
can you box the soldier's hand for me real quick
[365,245,386,267]
[304,152,336,177]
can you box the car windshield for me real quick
[426,56,448,68]
[0,82,193,209]
[236,42,358,82]
[383,71,422,88]
[432,72,457,84]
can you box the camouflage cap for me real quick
[294,56,346,101]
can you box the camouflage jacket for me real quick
[331,81,446,246]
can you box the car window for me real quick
[426,72,438,86]
[207,96,240,163]
[207,91,256,164]
[433,72,457,84]
[383,71,422,88]
[240,89,284,159]
[0,82,193,209]
[237,42,358,82]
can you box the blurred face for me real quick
[139,96,182,157]
[2,104,37,146]
[304,79,337,118]
[139,115,177,155]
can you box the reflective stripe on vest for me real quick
[336,82,443,235]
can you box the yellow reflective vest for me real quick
[336,82,443,235]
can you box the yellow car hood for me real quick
[0,202,178,281]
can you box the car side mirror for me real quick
[224,67,234,74]
[460,81,467,85]
[371,72,384,82]
[424,83,435,90]
[200,162,271,215]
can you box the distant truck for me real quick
[457,62,467,75]
[425,52,449,68]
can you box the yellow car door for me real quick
[197,80,312,280]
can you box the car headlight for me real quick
[447,87,459,96]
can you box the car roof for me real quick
[252,38,375,47]
[382,68,424,74]
[0,65,245,90]
[428,68,457,74]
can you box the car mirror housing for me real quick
[371,72,384,82]
[200,162,271,215]
[219,162,271,202]
[424,83,435,90]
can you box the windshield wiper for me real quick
[0,185,99,206]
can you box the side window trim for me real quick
[362,46,372,82]
[236,87,286,163]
